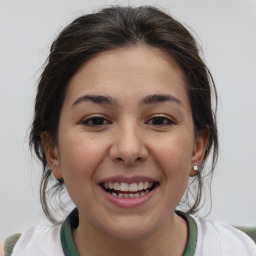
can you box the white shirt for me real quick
[194,217,256,255]
[11,210,256,256]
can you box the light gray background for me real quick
[0,0,255,240]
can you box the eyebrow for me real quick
[140,94,183,106]
[72,93,183,107]
[72,95,116,107]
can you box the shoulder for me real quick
[9,224,64,256]
[0,241,4,256]
[194,217,256,256]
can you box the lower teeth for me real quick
[111,190,150,198]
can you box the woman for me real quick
[7,6,256,256]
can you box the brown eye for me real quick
[147,117,174,126]
[82,117,111,126]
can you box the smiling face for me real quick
[42,46,207,241]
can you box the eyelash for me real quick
[81,116,111,126]
[146,116,175,126]
[81,115,175,127]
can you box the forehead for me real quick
[64,46,189,107]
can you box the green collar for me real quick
[176,211,197,256]
[60,208,79,256]
[60,208,197,256]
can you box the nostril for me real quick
[115,156,142,164]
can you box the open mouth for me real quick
[100,181,159,198]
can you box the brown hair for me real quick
[30,6,218,223]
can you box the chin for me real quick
[98,215,161,241]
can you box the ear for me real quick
[41,132,63,180]
[190,130,209,177]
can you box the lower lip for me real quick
[99,186,157,208]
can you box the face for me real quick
[42,46,207,240]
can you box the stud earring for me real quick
[193,165,199,171]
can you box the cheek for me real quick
[156,133,194,168]
[153,132,194,190]
[57,133,108,208]
[58,133,106,182]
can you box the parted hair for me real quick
[30,5,218,223]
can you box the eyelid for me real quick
[80,114,112,126]
[146,114,176,125]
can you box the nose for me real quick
[109,123,148,165]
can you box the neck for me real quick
[73,213,188,256]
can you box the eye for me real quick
[146,116,175,126]
[82,116,111,126]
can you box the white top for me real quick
[11,211,256,256]
[194,218,256,255]
[12,225,64,256]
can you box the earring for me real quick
[193,165,199,171]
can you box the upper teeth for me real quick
[103,181,153,192]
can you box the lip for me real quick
[98,182,158,208]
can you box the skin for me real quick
[42,46,208,256]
